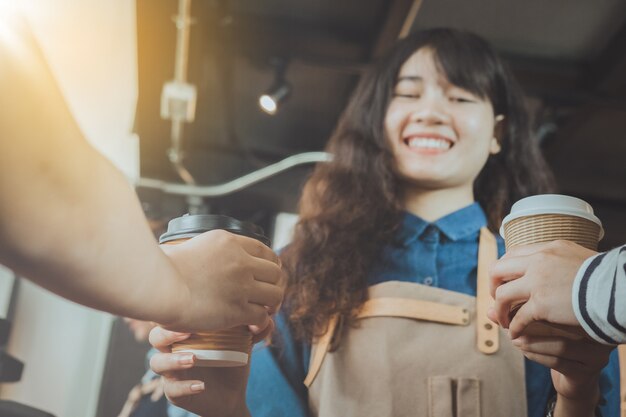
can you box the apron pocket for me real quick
[456,378,480,417]
[428,376,481,417]
[428,376,454,417]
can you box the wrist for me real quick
[153,254,189,328]
[554,388,600,417]
[199,407,250,417]
[132,248,187,328]
[230,404,252,417]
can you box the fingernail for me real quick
[178,354,195,365]
[190,382,205,392]
[511,338,522,346]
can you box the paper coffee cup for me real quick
[159,214,271,367]
[500,194,603,338]
[500,194,603,251]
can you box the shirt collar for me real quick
[434,202,487,241]
[399,202,487,244]
[397,212,430,244]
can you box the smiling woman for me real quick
[283,28,554,343]
[250,28,619,417]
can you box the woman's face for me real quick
[384,47,499,193]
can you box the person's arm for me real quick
[489,239,626,345]
[0,9,283,332]
[572,245,626,345]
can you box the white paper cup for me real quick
[500,194,603,251]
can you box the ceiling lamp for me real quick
[259,58,290,115]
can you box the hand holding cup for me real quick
[488,239,597,338]
[159,214,284,366]
[489,195,610,414]
[489,194,603,338]
[149,326,255,417]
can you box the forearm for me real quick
[572,245,626,345]
[552,373,601,417]
[228,405,252,417]
[0,156,184,323]
[0,8,183,324]
[554,390,599,417]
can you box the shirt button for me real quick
[423,276,434,286]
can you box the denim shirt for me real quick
[247,203,621,417]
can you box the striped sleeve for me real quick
[572,244,626,345]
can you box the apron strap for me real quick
[304,314,338,388]
[357,297,470,326]
[476,227,499,354]
[619,344,626,417]
[304,298,471,387]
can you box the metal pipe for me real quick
[168,119,196,185]
[174,0,192,83]
[168,0,196,185]
[399,0,424,39]
[137,151,333,198]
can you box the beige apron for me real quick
[304,228,528,417]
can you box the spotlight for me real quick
[259,82,290,115]
[259,58,290,115]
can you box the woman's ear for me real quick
[490,137,502,154]
[491,114,505,155]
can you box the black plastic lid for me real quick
[159,214,271,247]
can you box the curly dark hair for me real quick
[281,28,555,344]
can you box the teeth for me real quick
[407,137,452,150]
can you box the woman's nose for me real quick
[408,97,449,125]
[409,107,449,125]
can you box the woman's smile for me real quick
[403,132,455,154]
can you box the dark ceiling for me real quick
[134,0,626,250]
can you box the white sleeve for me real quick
[572,245,626,345]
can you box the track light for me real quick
[259,58,290,115]
[259,82,291,115]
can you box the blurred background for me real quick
[0,0,625,416]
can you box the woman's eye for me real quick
[450,96,475,103]
[394,92,420,99]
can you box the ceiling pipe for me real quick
[137,151,333,198]
[372,0,424,58]
[398,0,424,39]
[162,0,197,187]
